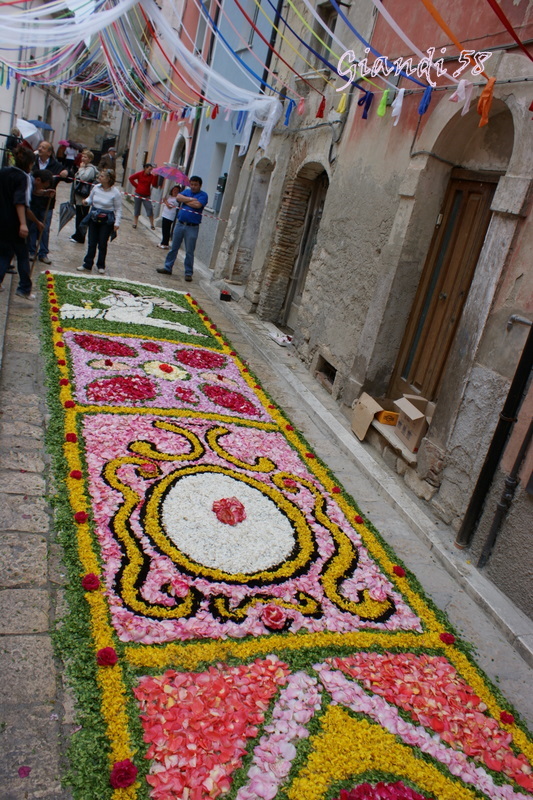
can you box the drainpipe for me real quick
[455,321,533,549]
[476,416,533,568]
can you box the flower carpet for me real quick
[41,273,533,800]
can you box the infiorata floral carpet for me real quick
[42,272,533,800]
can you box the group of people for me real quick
[0,141,208,297]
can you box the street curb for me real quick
[0,273,13,375]
[198,272,533,669]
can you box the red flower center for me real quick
[212,497,247,526]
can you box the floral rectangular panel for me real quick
[42,273,533,800]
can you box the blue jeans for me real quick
[0,237,32,295]
[164,222,199,275]
[28,207,53,257]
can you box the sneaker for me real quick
[269,332,293,347]
[156,268,172,275]
[6,267,16,274]
[157,244,169,249]
[151,225,156,230]
[77,265,92,272]
[97,268,105,274]
[39,255,52,264]
[69,237,81,243]
[184,275,193,282]
[15,289,36,300]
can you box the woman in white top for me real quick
[70,149,98,244]
[77,169,122,274]
[158,185,179,249]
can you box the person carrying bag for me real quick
[77,168,122,274]
[70,150,98,244]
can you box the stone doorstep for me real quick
[197,272,533,669]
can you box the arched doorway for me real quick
[256,162,329,325]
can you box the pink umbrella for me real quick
[59,139,69,146]
[152,165,190,185]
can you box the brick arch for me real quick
[257,163,329,321]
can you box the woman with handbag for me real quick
[77,168,122,274]
[69,150,97,244]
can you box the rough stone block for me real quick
[48,543,68,587]
[0,534,47,587]
[0,493,49,533]
[0,589,50,634]
[0,470,46,496]
[0,705,66,800]
[396,457,408,476]
[1,450,46,474]
[0,419,44,442]
[404,468,437,501]
[417,438,446,486]
[0,635,56,703]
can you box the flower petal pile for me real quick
[42,274,533,800]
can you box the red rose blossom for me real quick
[64,400,75,408]
[65,433,77,442]
[212,496,247,526]
[286,425,294,431]
[59,378,69,386]
[284,478,297,488]
[500,711,515,725]
[175,348,226,370]
[306,452,315,459]
[56,326,63,332]
[439,632,455,645]
[56,341,64,347]
[57,359,66,366]
[18,766,31,778]
[51,306,59,312]
[51,316,58,321]
[268,405,275,409]
[201,384,260,416]
[81,573,100,591]
[109,759,138,789]
[74,333,137,357]
[393,565,406,577]
[354,515,364,524]
[262,604,288,630]
[96,647,118,666]
[75,511,89,524]
[70,470,83,480]
[332,487,341,494]
[159,363,173,373]
[104,359,113,366]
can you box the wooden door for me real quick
[389,172,497,402]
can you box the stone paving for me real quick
[1,180,533,799]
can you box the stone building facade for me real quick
[213,1,533,616]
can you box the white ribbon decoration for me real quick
[391,87,405,126]
[449,79,474,115]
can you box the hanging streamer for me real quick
[477,76,496,127]
[358,91,374,119]
[316,96,326,118]
[449,79,473,115]
[284,99,296,125]
[418,86,432,115]
[391,88,405,126]
[482,0,533,64]
[377,89,389,116]
[336,92,347,114]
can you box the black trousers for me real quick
[161,217,174,246]
[83,220,114,270]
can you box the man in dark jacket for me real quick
[0,146,44,300]
[99,147,116,171]
[28,140,68,264]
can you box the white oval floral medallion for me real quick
[161,473,296,574]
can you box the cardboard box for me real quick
[351,393,399,441]
[393,395,435,453]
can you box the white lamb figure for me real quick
[60,289,206,337]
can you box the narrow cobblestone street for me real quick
[1,182,532,799]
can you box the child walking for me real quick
[158,185,180,249]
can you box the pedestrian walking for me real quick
[99,146,116,171]
[156,176,208,282]
[77,168,122,274]
[64,143,78,176]
[29,141,68,265]
[0,145,43,300]
[157,185,180,249]
[69,150,98,244]
[129,163,157,229]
